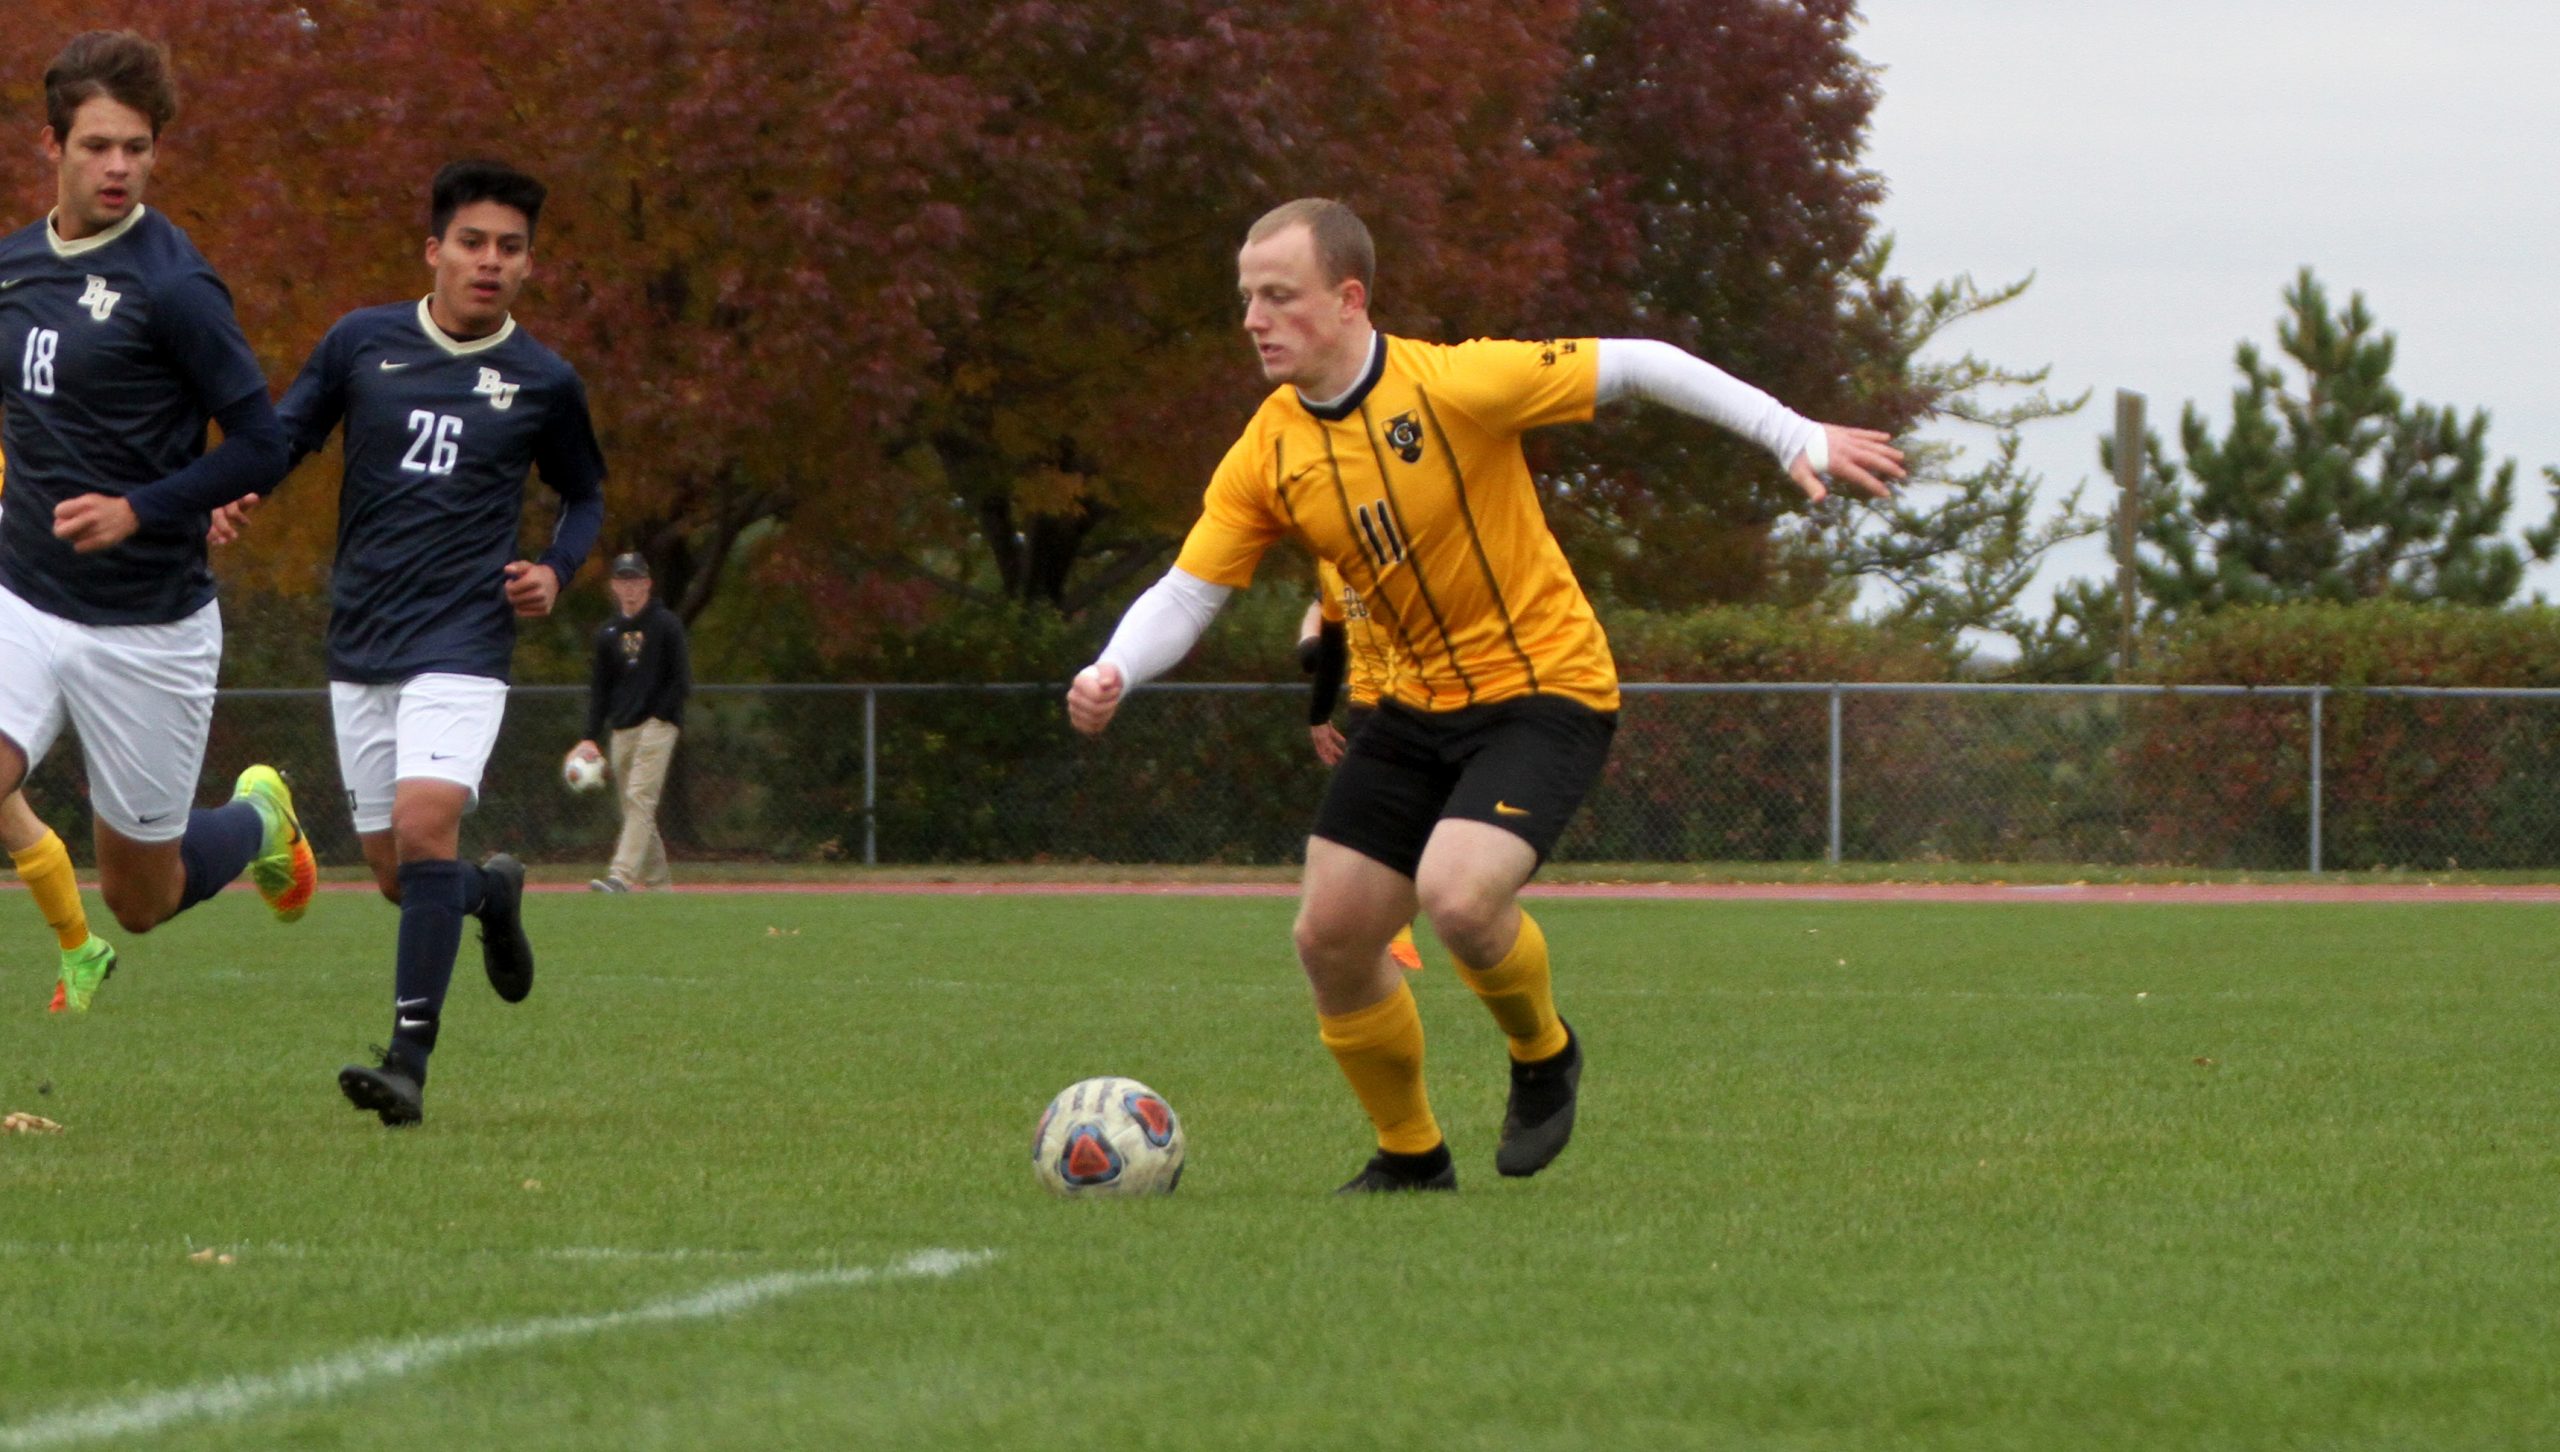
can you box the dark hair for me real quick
[1246,198,1375,301]
[430,159,547,241]
[45,31,178,140]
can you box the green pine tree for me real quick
[2115,269,2538,619]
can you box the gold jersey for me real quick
[1177,334,1618,713]
[1314,556,1395,708]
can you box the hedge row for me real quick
[19,603,2560,870]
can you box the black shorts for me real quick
[1313,696,1617,879]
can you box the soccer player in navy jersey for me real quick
[262,159,604,1126]
[0,31,313,1012]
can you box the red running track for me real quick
[22,880,2553,904]
[493,880,2560,904]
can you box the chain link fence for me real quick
[20,683,2560,872]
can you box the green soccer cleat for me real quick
[234,765,317,923]
[50,936,118,1014]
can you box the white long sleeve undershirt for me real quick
[1595,337,1826,474]
[1093,567,1233,689]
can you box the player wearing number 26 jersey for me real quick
[277,298,603,685]
[272,159,604,1129]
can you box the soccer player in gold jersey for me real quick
[0,448,117,1011]
[1068,198,1903,1192]
[1299,557,1422,973]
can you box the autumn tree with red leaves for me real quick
[4,1,2052,672]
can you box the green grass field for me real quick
[4,889,2558,1449]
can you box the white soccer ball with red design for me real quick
[1032,1076,1185,1197]
[562,751,607,793]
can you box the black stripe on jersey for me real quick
[1375,506,1408,561]
[1414,388,1539,692]
[1357,402,1477,706]
[1274,432,1425,697]
[1321,424,1469,704]
[1355,507,1390,565]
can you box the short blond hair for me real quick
[1246,198,1374,300]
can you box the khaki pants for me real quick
[607,719,680,888]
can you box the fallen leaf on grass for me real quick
[3,1112,63,1134]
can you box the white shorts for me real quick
[330,673,510,834]
[0,580,223,844]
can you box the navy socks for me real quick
[175,801,266,914]
[389,858,485,1064]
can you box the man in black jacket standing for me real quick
[573,552,688,892]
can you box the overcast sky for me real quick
[1852,0,2560,621]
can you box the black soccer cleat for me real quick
[339,1045,425,1128]
[1335,1144,1458,1194]
[1495,1021,1581,1178]
[477,853,535,1004]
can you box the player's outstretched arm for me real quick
[1065,567,1233,737]
[1596,338,1906,504]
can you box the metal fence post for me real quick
[2308,687,2324,874]
[863,687,878,867]
[1827,685,1843,865]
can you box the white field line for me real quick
[0,1247,996,1449]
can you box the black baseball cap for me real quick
[610,552,651,579]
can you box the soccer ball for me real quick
[1032,1076,1184,1197]
[562,751,607,793]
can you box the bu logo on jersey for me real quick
[78,275,121,322]
[474,366,519,411]
[1383,412,1424,464]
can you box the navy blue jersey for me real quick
[0,207,280,625]
[277,299,606,684]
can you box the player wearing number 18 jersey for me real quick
[268,159,605,1126]
[0,32,307,992]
